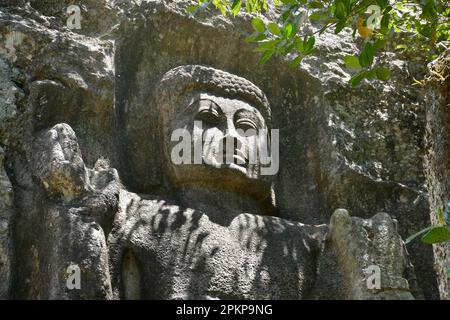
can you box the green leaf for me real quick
[268,22,281,35]
[421,0,438,21]
[380,26,390,36]
[186,5,198,14]
[335,2,347,20]
[283,23,294,38]
[376,0,389,9]
[437,207,446,226]
[358,42,374,68]
[405,225,434,244]
[309,11,328,22]
[252,18,265,33]
[418,25,434,38]
[295,38,304,52]
[373,39,386,51]
[383,5,393,14]
[231,0,242,16]
[259,50,274,64]
[335,20,346,34]
[303,36,315,54]
[342,0,351,11]
[245,32,267,43]
[344,55,361,69]
[421,226,450,244]
[308,2,324,9]
[381,13,390,29]
[395,44,407,51]
[349,71,368,87]
[258,39,281,51]
[290,55,303,67]
[366,69,377,80]
[375,67,391,81]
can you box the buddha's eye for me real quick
[235,119,258,135]
[195,109,220,127]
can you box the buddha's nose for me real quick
[221,133,247,165]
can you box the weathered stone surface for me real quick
[109,190,327,299]
[0,146,13,299]
[31,123,90,202]
[424,52,450,300]
[112,1,439,298]
[0,0,446,299]
[326,209,414,299]
[12,124,120,299]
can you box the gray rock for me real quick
[326,209,414,299]
[12,124,120,299]
[423,51,450,300]
[31,123,90,202]
[109,190,327,299]
[0,146,13,299]
[0,0,446,299]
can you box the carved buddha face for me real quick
[164,91,270,185]
[154,65,275,193]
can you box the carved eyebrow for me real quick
[187,98,221,114]
[234,109,263,127]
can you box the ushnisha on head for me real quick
[154,65,277,193]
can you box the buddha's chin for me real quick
[169,163,263,188]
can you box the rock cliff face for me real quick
[424,52,450,300]
[0,1,447,299]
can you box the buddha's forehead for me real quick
[195,92,255,112]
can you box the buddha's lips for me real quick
[222,162,248,176]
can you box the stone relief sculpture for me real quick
[22,65,415,299]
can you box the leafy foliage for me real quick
[188,0,449,87]
[406,201,450,245]
[406,201,450,278]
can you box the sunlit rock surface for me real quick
[0,0,447,299]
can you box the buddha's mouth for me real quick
[201,153,249,176]
[221,162,247,175]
